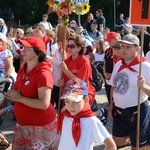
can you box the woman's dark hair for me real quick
[33,48,47,62]
[68,34,86,55]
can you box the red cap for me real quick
[18,37,46,54]
[105,32,119,42]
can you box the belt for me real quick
[115,100,148,112]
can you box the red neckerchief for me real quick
[57,102,95,147]
[113,56,122,64]
[15,39,19,43]
[117,54,146,73]
[43,36,51,44]
[106,47,113,58]
[0,41,7,52]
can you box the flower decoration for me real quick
[47,0,90,27]
[81,3,90,14]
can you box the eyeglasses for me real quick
[67,44,76,49]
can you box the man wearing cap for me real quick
[0,18,7,35]
[109,33,150,149]
[103,32,120,103]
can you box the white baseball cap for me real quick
[0,18,4,24]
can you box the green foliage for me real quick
[0,0,130,30]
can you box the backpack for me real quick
[90,63,103,91]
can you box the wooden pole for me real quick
[57,25,67,113]
[136,26,144,150]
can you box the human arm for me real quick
[99,24,104,33]
[108,86,114,118]
[103,60,111,80]
[103,137,116,150]
[4,57,13,78]
[5,87,51,110]
[137,75,150,96]
[60,61,77,79]
[9,38,22,56]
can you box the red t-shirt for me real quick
[14,62,56,126]
[63,55,95,105]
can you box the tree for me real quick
[0,0,130,29]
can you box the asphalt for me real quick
[0,86,131,150]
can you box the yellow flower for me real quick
[81,3,90,14]
[47,0,54,8]
[57,3,61,10]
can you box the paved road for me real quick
[0,86,131,150]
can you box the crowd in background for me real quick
[0,8,150,150]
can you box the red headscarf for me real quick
[57,102,95,147]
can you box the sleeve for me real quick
[146,52,150,63]
[36,70,54,89]
[4,50,13,58]
[92,118,110,144]
[142,62,150,86]
[76,59,92,81]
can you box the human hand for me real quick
[8,37,15,42]
[104,73,111,80]
[58,78,65,87]
[108,107,113,119]
[5,90,22,102]
[60,62,68,72]
[137,75,146,89]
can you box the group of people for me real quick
[0,9,149,150]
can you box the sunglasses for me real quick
[67,44,76,49]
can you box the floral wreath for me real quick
[47,0,90,26]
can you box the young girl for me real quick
[57,78,116,150]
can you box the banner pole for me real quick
[136,26,144,150]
